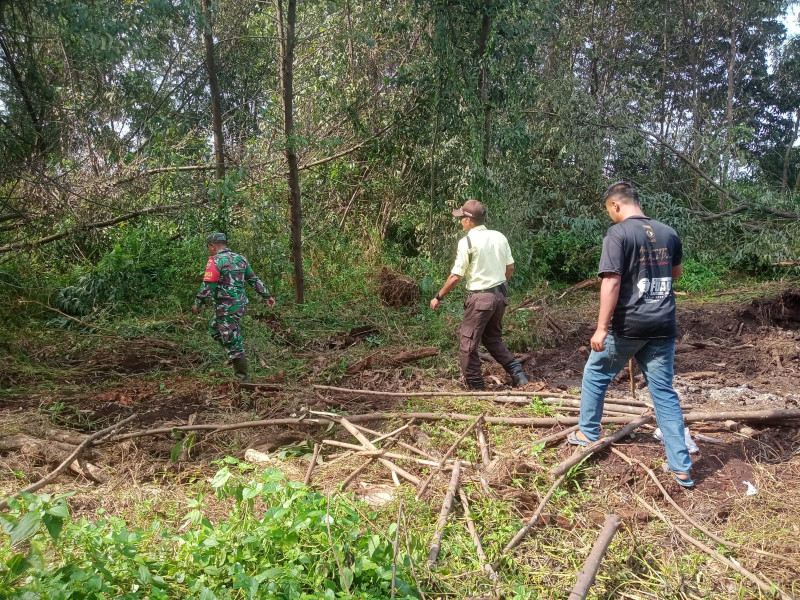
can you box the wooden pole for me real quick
[427,461,461,567]
[550,414,653,478]
[628,359,636,399]
[568,514,622,600]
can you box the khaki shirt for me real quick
[451,225,514,291]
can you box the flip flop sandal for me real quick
[671,472,695,488]
[567,432,589,447]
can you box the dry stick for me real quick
[353,423,436,461]
[427,460,462,567]
[568,513,622,600]
[516,425,581,454]
[104,407,800,445]
[322,440,457,465]
[550,414,654,478]
[303,443,320,486]
[314,384,584,400]
[494,397,647,415]
[391,498,403,599]
[457,486,498,582]
[338,418,421,486]
[417,414,484,499]
[0,414,138,511]
[634,495,794,600]
[342,433,404,489]
[610,447,799,567]
[500,473,567,558]
[476,423,491,465]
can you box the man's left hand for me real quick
[266,296,276,308]
[430,297,440,310]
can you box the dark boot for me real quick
[231,357,249,382]
[505,360,529,388]
[466,378,485,390]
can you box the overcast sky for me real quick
[786,4,800,37]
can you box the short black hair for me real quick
[604,181,639,205]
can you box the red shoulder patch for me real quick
[203,257,220,282]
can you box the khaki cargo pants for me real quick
[459,289,515,381]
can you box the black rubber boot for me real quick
[231,357,249,382]
[466,378,485,390]
[505,360,529,388]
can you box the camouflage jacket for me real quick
[195,248,271,310]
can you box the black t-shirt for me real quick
[598,216,682,339]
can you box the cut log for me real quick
[550,414,654,478]
[427,461,461,567]
[568,514,622,600]
[457,486,497,581]
[0,434,106,482]
[303,443,321,486]
[476,424,491,465]
[387,347,439,364]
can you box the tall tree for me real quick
[276,0,304,303]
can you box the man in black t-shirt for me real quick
[569,182,694,487]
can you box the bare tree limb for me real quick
[568,514,622,600]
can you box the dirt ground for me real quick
[2,286,800,596]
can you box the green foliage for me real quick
[53,225,205,316]
[0,463,420,599]
[527,231,602,284]
[674,259,729,293]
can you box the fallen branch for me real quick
[417,414,484,498]
[427,461,461,567]
[339,418,421,486]
[611,448,798,567]
[0,204,193,254]
[303,443,320,486]
[516,425,581,454]
[353,423,435,461]
[0,414,138,510]
[568,514,622,600]
[387,347,439,364]
[500,473,567,557]
[550,414,654,478]
[493,396,647,415]
[635,495,793,600]
[313,384,584,400]
[103,407,800,446]
[457,486,497,582]
[0,435,107,483]
[341,422,413,490]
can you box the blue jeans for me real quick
[579,334,692,474]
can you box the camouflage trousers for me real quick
[209,306,247,360]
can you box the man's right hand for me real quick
[430,298,440,310]
[192,305,200,315]
[590,327,608,352]
[266,296,276,308]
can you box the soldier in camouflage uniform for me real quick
[192,233,275,381]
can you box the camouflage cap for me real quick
[206,232,227,244]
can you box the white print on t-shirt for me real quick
[636,277,672,303]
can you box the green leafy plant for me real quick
[0,464,420,600]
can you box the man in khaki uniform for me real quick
[430,200,529,390]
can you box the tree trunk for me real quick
[721,21,736,209]
[277,0,305,303]
[200,0,225,181]
[782,109,800,192]
[477,3,492,168]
